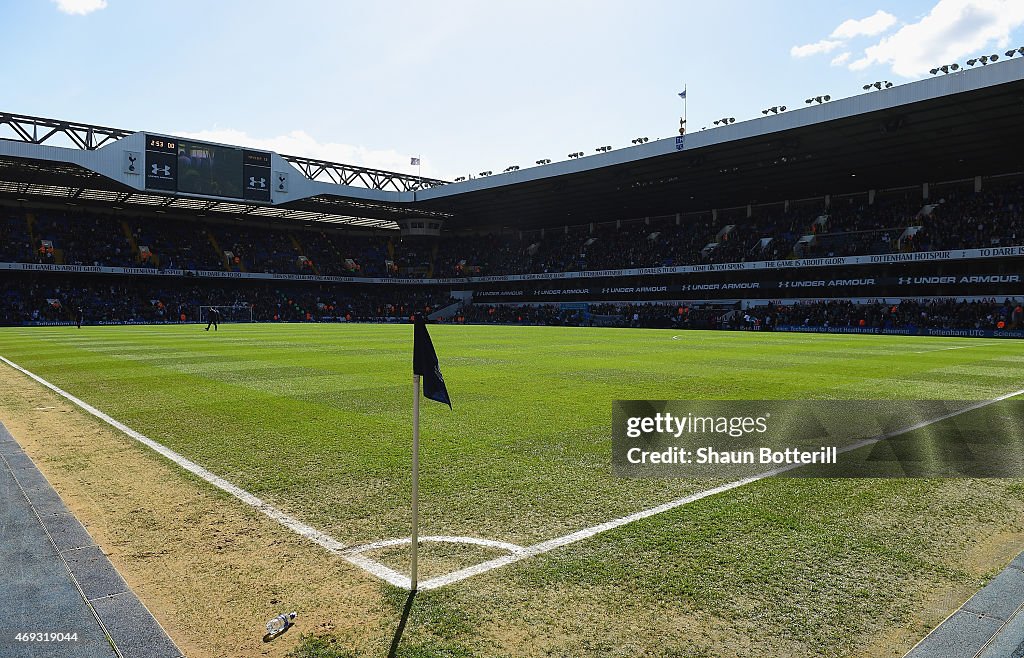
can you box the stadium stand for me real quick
[0,274,452,326]
[1,179,1022,279]
[460,299,1023,331]
[0,211,34,263]
[3,64,1024,336]
[1,176,1023,331]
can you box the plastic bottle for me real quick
[266,611,297,636]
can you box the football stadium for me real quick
[3,4,1024,658]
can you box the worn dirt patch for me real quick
[849,528,1024,658]
[0,366,396,658]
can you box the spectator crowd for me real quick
[0,275,453,326]
[2,180,1023,333]
[2,181,1021,279]
[458,299,1024,333]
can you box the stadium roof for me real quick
[1,57,1023,232]
[418,57,1024,230]
[0,116,445,230]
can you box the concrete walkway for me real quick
[0,422,183,658]
[905,549,1024,658]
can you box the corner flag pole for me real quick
[410,314,450,592]
[411,373,421,591]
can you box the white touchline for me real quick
[0,353,522,590]
[4,354,1023,591]
[0,355,348,556]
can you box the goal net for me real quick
[199,304,254,324]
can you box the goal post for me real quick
[199,304,254,324]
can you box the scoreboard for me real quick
[144,136,176,192]
[144,135,272,202]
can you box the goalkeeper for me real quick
[205,307,221,332]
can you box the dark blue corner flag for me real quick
[413,315,451,408]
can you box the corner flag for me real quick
[413,315,451,408]
[409,314,450,590]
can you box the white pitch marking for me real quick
[0,355,348,555]
[341,535,528,589]
[912,342,1001,354]
[5,354,1024,591]
[414,387,1024,590]
[0,354,527,590]
[345,535,527,556]
[343,551,411,588]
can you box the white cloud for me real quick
[174,128,435,180]
[791,9,896,59]
[790,39,844,58]
[831,52,852,66]
[849,56,873,71]
[52,0,107,15]
[849,0,1024,77]
[831,10,898,38]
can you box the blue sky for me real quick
[2,0,1023,181]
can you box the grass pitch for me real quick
[1,324,1023,657]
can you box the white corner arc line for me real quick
[344,535,526,556]
[0,355,348,555]
[340,536,529,590]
